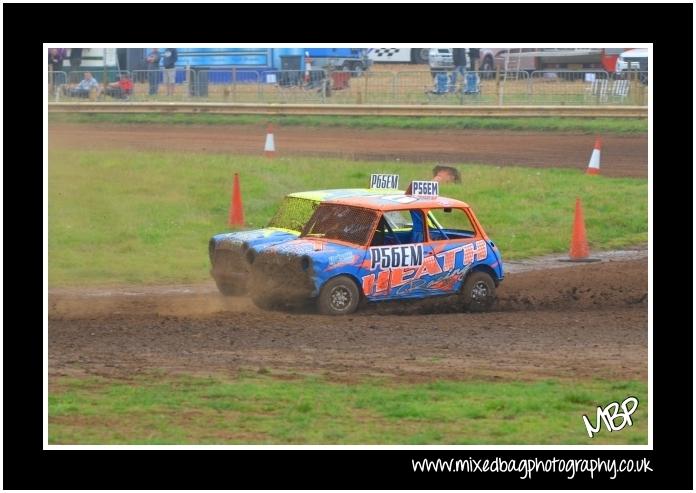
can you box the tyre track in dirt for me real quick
[49,259,648,383]
[49,123,648,178]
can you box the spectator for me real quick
[468,48,480,71]
[450,48,468,92]
[64,71,100,98]
[146,48,161,96]
[48,48,66,92]
[161,48,178,96]
[48,48,66,73]
[104,73,133,100]
[69,48,83,70]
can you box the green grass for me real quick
[49,113,648,134]
[48,373,648,445]
[48,150,647,286]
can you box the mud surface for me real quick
[49,259,648,383]
[49,123,648,178]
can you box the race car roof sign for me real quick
[370,174,399,190]
[409,180,439,198]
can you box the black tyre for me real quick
[412,48,429,64]
[318,276,360,315]
[480,56,495,79]
[461,271,496,312]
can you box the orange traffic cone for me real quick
[228,173,244,226]
[586,135,601,175]
[560,197,600,262]
[264,123,276,158]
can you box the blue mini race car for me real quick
[209,187,403,296]
[248,182,505,314]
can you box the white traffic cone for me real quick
[586,136,601,175]
[264,123,276,158]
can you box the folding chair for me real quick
[589,79,609,103]
[611,79,630,101]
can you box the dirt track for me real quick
[49,123,648,178]
[49,259,648,383]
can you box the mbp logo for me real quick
[582,396,639,438]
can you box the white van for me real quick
[615,49,648,75]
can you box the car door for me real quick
[425,207,490,294]
[358,209,436,301]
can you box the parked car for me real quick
[247,184,505,315]
[478,48,539,78]
[429,48,538,79]
[428,48,454,71]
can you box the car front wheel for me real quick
[318,276,360,315]
[461,271,496,312]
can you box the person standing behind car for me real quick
[146,48,161,96]
[162,48,178,96]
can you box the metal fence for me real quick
[131,68,194,99]
[48,70,68,98]
[48,68,649,106]
[194,70,261,101]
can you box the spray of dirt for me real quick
[49,259,647,319]
[48,260,648,382]
[49,290,258,320]
[246,251,316,310]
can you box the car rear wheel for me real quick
[461,271,496,312]
[318,276,360,315]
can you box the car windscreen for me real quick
[301,204,379,246]
[267,196,319,232]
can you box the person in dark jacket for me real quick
[468,48,480,71]
[146,48,161,96]
[161,48,178,96]
[48,48,66,92]
[69,48,83,70]
[450,48,468,92]
[48,48,66,72]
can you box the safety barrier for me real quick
[47,102,648,118]
[48,71,68,100]
[49,68,649,107]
